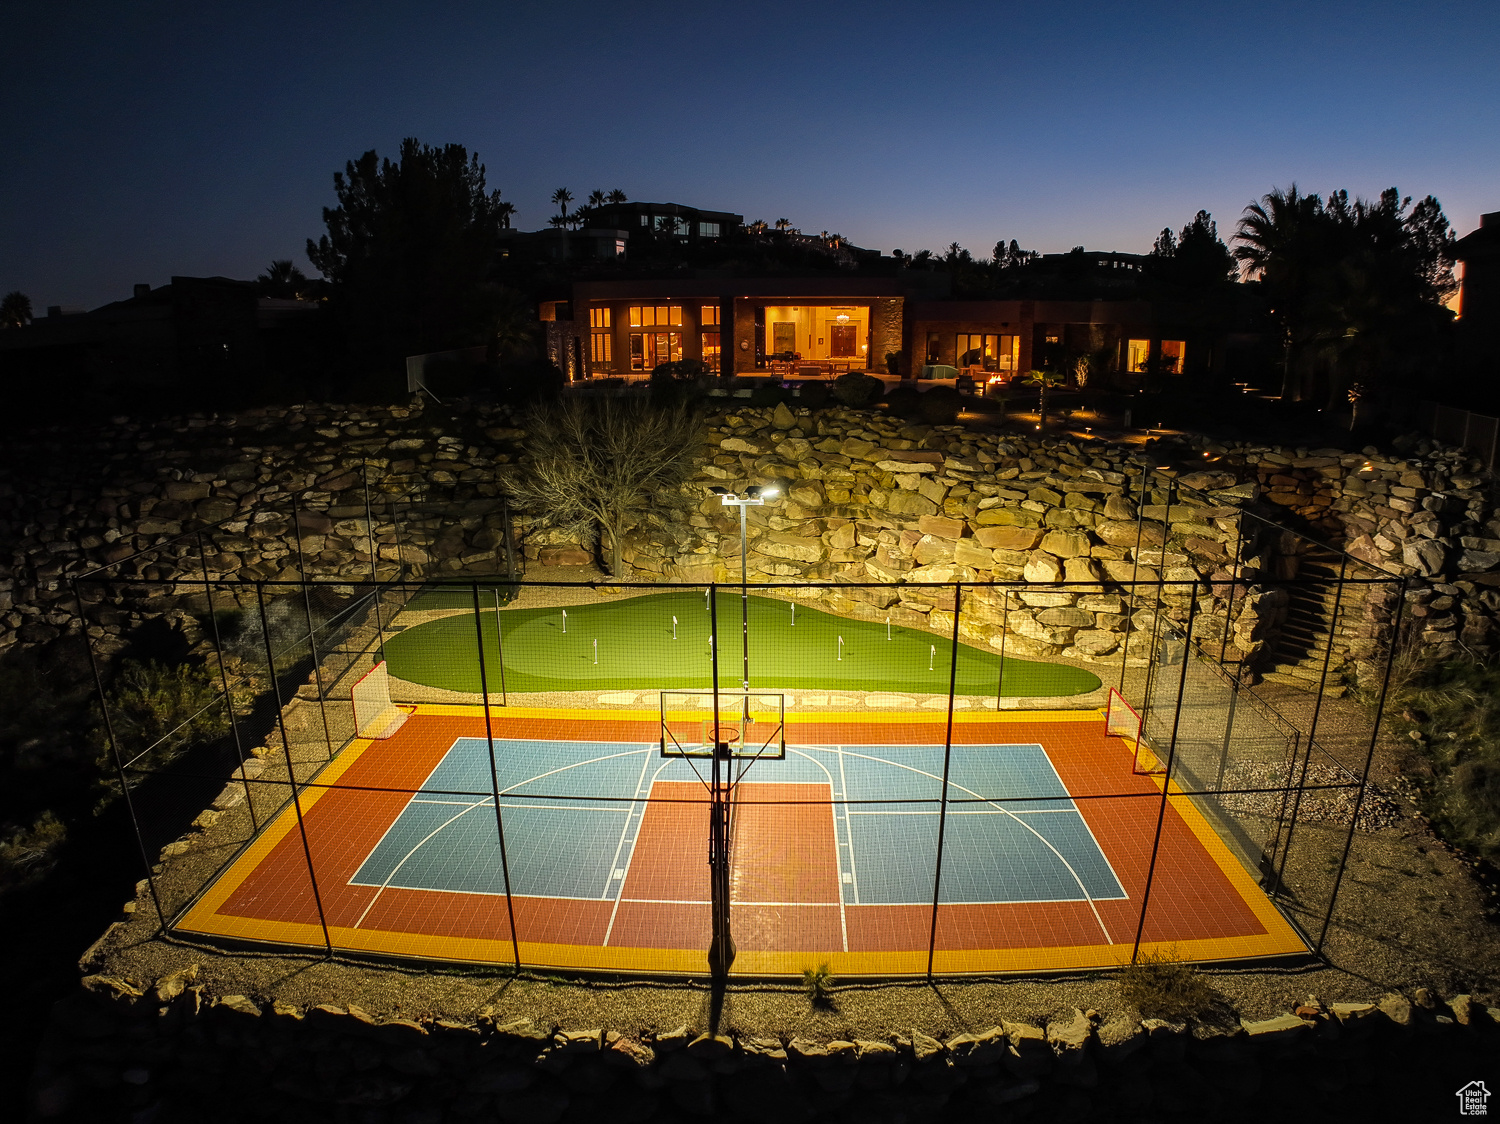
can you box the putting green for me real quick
[383,591,1100,697]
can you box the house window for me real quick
[698,221,720,238]
[629,332,682,370]
[998,334,1019,371]
[1128,339,1151,372]
[955,334,999,370]
[591,333,613,364]
[1160,339,1186,373]
[628,305,683,327]
[701,331,720,372]
[701,304,720,326]
[589,307,611,329]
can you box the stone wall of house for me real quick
[29,968,1500,1123]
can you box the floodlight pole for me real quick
[717,487,777,697]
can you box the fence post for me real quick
[198,532,258,833]
[72,578,168,932]
[996,586,1011,704]
[1130,589,1198,963]
[471,582,521,970]
[1219,510,1248,665]
[1139,475,1177,738]
[707,584,735,977]
[256,582,333,958]
[1119,467,1149,693]
[362,462,388,665]
[926,582,964,978]
[290,494,335,762]
[1274,553,1348,893]
[1314,577,1407,953]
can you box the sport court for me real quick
[179,705,1306,975]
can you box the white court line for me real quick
[847,808,1076,816]
[784,747,847,952]
[602,756,678,947]
[836,745,861,910]
[620,898,844,908]
[351,799,491,928]
[835,747,1120,942]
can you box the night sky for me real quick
[3,0,1497,310]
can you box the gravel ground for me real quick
[80,568,1500,1036]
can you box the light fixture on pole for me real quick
[708,484,781,693]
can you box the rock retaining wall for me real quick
[5,397,1499,690]
[30,970,1500,1123]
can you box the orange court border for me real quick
[176,704,1309,976]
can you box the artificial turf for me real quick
[382,590,1101,697]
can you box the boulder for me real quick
[1023,553,1063,583]
[1040,530,1091,558]
[918,514,967,539]
[975,525,1043,551]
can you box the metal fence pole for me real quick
[471,582,521,969]
[996,586,1011,704]
[198,532,258,833]
[1315,577,1407,953]
[707,584,735,977]
[1118,467,1149,693]
[1131,589,1198,963]
[256,582,333,957]
[926,582,964,978]
[492,588,509,706]
[1139,476,1177,738]
[1274,553,1349,893]
[362,462,387,664]
[290,494,335,762]
[72,578,168,931]
[1219,511,1248,665]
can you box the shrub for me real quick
[94,660,229,798]
[1117,949,1217,1021]
[803,962,835,1007]
[649,360,711,407]
[797,380,831,408]
[749,384,790,408]
[1389,655,1500,860]
[885,351,903,378]
[882,386,922,417]
[833,371,883,407]
[919,385,963,425]
[0,810,67,888]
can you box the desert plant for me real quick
[0,810,67,888]
[803,962,835,1006]
[833,371,883,408]
[94,660,229,797]
[1117,949,1217,1021]
[649,359,711,407]
[1386,653,1500,861]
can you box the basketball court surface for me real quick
[178,703,1307,975]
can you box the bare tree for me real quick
[506,398,703,577]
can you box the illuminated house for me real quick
[569,275,939,376]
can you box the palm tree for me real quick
[606,189,627,204]
[550,188,573,222]
[587,189,606,208]
[774,218,790,232]
[1234,185,1330,400]
[747,220,768,236]
[0,290,33,328]
[256,260,310,299]
[497,200,516,229]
